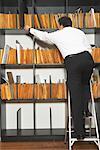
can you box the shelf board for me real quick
[4,29,26,35]
[0,63,100,70]
[0,63,100,69]
[81,28,96,34]
[0,28,100,35]
[1,98,67,103]
[2,98,100,103]
[0,64,65,69]
[0,64,35,69]
[94,63,100,68]
[1,129,65,141]
[94,98,100,102]
[35,63,65,68]
[35,99,67,103]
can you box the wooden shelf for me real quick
[94,98,100,102]
[81,28,96,34]
[1,97,100,103]
[1,63,100,69]
[0,64,65,69]
[1,98,67,103]
[35,99,67,103]
[94,63,100,68]
[1,129,65,141]
[4,29,26,35]
[35,64,65,68]
[2,97,100,103]
[0,64,35,69]
[0,28,100,35]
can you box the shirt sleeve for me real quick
[30,28,55,45]
[83,33,92,53]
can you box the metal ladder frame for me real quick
[65,79,100,150]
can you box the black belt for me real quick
[65,51,88,59]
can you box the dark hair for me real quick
[58,16,72,27]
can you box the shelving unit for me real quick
[0,0,100,142]
[1,97,66,142]
[0,63,67,141]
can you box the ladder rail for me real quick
[90,80,100,140]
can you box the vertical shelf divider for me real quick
[17,108,21,131]
[32,0,36,134]
[50,107,52,134]
[33,64,36,133]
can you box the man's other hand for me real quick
[24,25,30,32]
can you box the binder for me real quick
[2,45,10,64]
[16,40,23,64]
[7,72,14,84]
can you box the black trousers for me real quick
[64,51,94,137]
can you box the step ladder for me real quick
[64,79,100,150]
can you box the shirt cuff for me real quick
[28,27,31,33]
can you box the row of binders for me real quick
[0,11,100,29]
[0,45,100,64]
[1,82,67,100]
[0,44,64,64]
[1,70,99,100]
[1,82,99,100]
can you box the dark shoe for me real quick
[84,111,92,117]
[77,134,85,140]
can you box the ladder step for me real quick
[71,137,99,142]
[69,116,93,119]
[66,129,95,133]
[84,116,94,119]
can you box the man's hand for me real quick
[24,25,30,32]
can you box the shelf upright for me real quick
[32,0,36,134]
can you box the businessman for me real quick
[24,16,94,139]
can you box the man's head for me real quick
[58,16,72,29]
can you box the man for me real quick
[24,16,94,139]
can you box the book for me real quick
[2,45,10,64]
[7,72,14,99]
[43,82,50,99]
[7,48,17,64]
[5,83,12,100]
[33,14,41,29]
[7,14,17,29]
[0,49,4,64]
[7,72,14,84]
[1,84,6,99]
[16,40,23,64]
[90,8,97,27]
[24,14,32,27]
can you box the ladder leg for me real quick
[64,80,68,144]
[90,81,100,149]
[68,92,72,150]
[64,102,68,144]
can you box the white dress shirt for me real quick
[30,27,91,58]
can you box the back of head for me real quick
[58,16,72,27]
